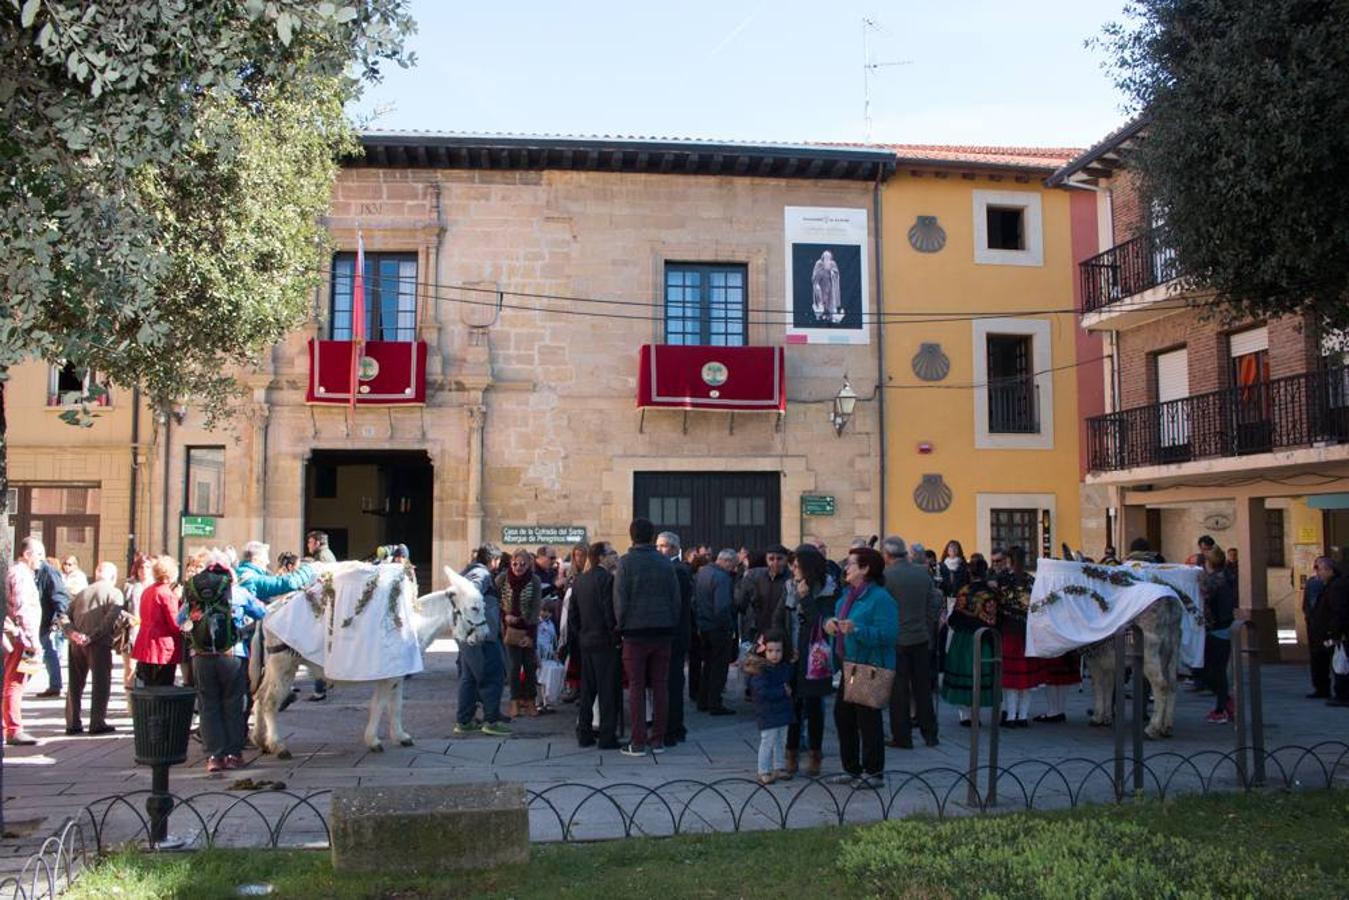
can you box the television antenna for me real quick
[863,17,912,142]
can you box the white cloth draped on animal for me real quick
[1025,559,1206,667]
[265,562,423,680]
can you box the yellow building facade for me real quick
[879,148,1085,559]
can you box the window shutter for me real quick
[1229,326,1268,358]
[1155,348,1189,403]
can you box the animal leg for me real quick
[1087,650,1113,725]
[365,681,387,752]
[254,650,300,759]
[392,677,413,746]
[1140,612,1170,740]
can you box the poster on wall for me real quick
[784,206,870,345]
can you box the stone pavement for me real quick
[2,640,1346,870]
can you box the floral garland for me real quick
[340,563,418,631]
[341,569,384,629]
[1029,583,1110,616]
[307,573,335,620]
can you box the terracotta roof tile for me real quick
[817,142,1081,170]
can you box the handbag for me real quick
[805,618,833,681]
[1334,642,1349,677]
[503,626,531,648]
[842,661,895,710]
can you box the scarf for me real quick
[506,569,532,616]
[835,582,866,660]
[944,556,962,573]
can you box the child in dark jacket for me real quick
[745,629,795,785]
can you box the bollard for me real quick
[1129,624,1146,793]
[1232,617,1266,787]
[130,686,196,848]
[1111,629,1126,800]
[966,627,1002,808]
[1231,620,1248,787]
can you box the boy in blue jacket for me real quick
[745,629,795,785]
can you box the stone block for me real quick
[330,782,528,874]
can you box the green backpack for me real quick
[186,565,239,653]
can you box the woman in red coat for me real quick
[131,556,182,686]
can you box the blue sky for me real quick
[353,0,1136,149]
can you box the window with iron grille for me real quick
[990,508,1038,553]
[1265,508,1286,568]
[664,263,747,346]
[986,334,1038,433]
[330,252,418,341]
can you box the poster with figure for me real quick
[784,207,870,345]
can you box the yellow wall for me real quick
[881,172,1082,558]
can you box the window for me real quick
[664,263,747,346]
[986,334,1038,434]
[185,447,225,516]
[647,496,692,527]
[990,508,1038,553]
[47,363,109,408]
[972,190,1044,267]
[986,206,1024,251]
[723,496,767,527]
[330,252,417,341]
[8,484,101,564]
[1265,508,1286,568]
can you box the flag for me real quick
[349,231,366,408]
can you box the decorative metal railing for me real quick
[1088,365,1349,472]
[987,378,1039,434]
[1079,227,1178,314]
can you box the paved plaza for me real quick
[2,641,1346,870]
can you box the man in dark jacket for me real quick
[613,518,680,755]
[34,557,70,698]
[695,550,738,715]
[1303,566,1329,699]
[63,562,126,734]
[657,531,694,745]
[572,542,621,748]
[736,546,790,641]
[1313,557,1349,707]
[882,536,940,748]
[456,546,510,737]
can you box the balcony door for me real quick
[1230,327,1271,454]
[633,471,779,553]
[1155,347,1191,461]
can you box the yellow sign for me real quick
[1297,526,1318,544]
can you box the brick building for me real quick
[1050,119,1349,657]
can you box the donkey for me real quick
[251,565,486,757]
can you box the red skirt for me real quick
[1000,622,1047,690]
[1041,651,1082,686]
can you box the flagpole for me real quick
[350,227,365,411]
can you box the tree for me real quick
[1100,0,1349,330]
[0,1,414,559]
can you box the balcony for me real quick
[1087,366,1349,473]
[637,344,785,412]
[306,339,428,406]
[1078,228,1183,330]
[987,376,1039,434]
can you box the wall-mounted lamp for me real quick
[830,378,858,436]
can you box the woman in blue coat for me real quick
[824,547,899,788]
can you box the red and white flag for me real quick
[349,231,366,407]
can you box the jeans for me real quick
[507,644,538,701]
[757,725,787,775]
[193,654,248,758]
[667,642,687,738]
[890,641,937,744]
[787,694,825,752]
[40,630,62,691]
[66,639,113,730]
[458,642,506,725]
[622,638,672,748]
[578,646,622,744]
[697,630,733,710]
[1204,634,1231,713]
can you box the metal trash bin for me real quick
[130,686,196,846]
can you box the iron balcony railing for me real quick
[988,377,1040,434]
[1079,227,1178,314]
[1087,365,1349,472]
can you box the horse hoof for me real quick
[277,748,293,760]
[399,738,414,747]
[369,743,384,753]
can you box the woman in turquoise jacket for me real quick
[824,547,898,788]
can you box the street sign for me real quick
[501,525,587,546]
[800,495,836,517]
[181,515,216,538]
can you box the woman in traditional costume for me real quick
[941,582,999,726]
[996,546,1043,728]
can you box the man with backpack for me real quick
[178,556,268,772]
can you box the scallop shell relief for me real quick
[908,215,946,253]
[911,343,950,382]
[913,474,952,513]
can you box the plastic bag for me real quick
[1334,642,1349,677]
[539,659,566,705]
[805,618,833,681]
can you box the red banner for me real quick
[637,344,785,411]
[306,339,427,405]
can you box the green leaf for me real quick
[20,0,40,28]
[276,11,293,46]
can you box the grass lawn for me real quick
[67,789,1348,899]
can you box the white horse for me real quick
[251,565,486,757]
[1083,600,1183,739]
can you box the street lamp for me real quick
[831,378,858,436]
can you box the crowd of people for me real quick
[5,522,1348,788]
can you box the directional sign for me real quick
[181,515,216,538]
[501,525,587,546]
[800,495,836,517]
